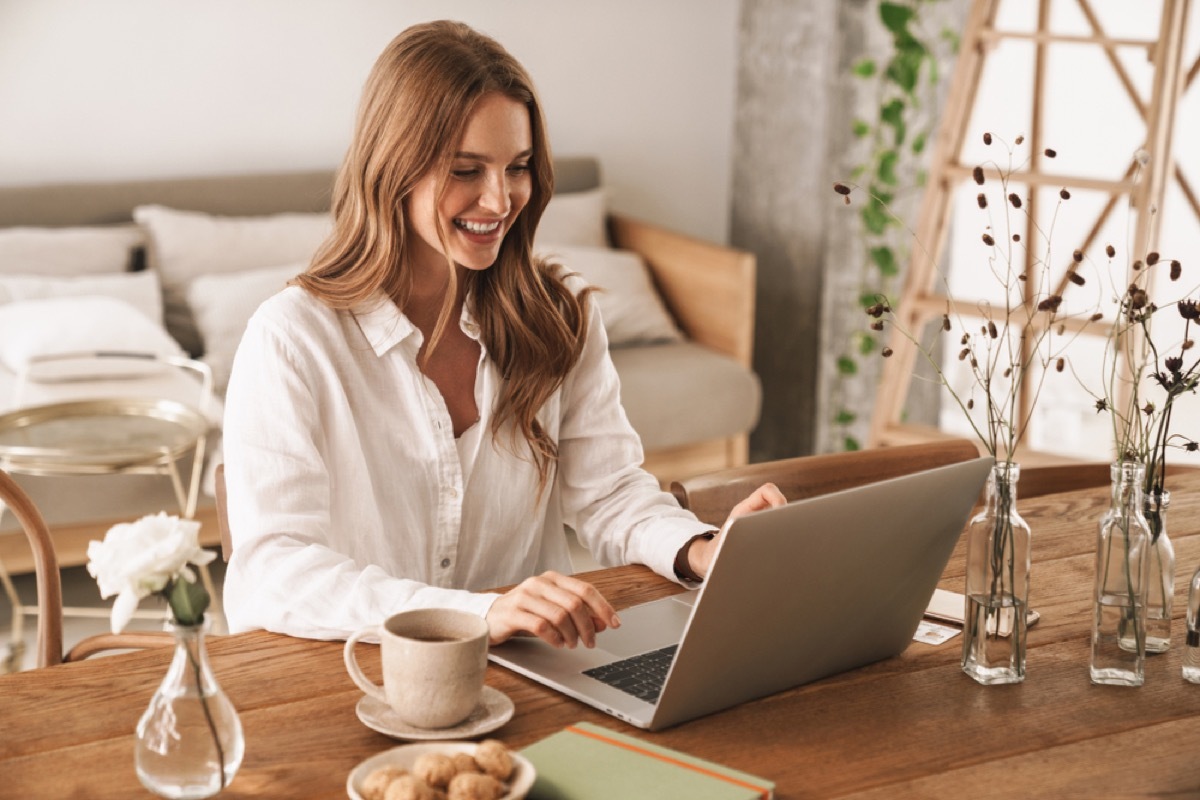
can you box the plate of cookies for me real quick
[348,739,534,800]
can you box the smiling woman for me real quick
[219,20,780,655]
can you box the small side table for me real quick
[0,397,214,670]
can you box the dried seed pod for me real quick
[1060,188,1071,200]
[1106,244,1117,258]
[977,192,987,208]
[1015,134,1025,144]
[1073,249,1083,263]
[982,233,995,246]
[1044,148,1057,158]
[942,314,951,331]
[870,320,884,331]
[1171,260,1182,281]
[987,321,998,338]
[833,183,851,195]
[881,347,893,357]
[1090,312,1104,322]
[1013,234,1021,242]
[1147,252,1161,265]
[983,132,993,145]
[1055,358,1065,372]
[1068,272,1085,286]
[1008,193,1023,209]
[1037,295,1063,312]
[973,166,986,185]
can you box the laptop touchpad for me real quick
[598,595,694,658]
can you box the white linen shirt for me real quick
[222,284,712,639]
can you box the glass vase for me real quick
[136,618,244,799]
[961,461,1031,685]
[1141,490,1175,654]
[1184,564,1200,683]
[1090,461,1152,687]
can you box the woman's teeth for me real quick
[455,219,501,234]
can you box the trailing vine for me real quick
[829,0,959,450]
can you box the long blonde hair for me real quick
[297,20,592,490]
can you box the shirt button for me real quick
[440,558,451,569]
[448,486,459,498]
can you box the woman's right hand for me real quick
[486,570,620,649]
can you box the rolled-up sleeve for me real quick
[556,295,713,584]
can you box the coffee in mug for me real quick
[343,608,489,729]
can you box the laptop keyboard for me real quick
[582,644,678,704]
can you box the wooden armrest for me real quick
[65,631,176,662]
[670,439,981,527]
[608,213,756,367]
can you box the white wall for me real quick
[0,0,740,241]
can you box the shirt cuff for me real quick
[633,519,719,588]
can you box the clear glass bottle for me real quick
[1184,564,1200,683]
[961,461,1031,685]
[136,619,244,799]
[1142,490,1175,654]
[1090,461,1151,687]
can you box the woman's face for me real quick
[405,92,534,277]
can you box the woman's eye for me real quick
[507,163,531,175]
[451,168,481,180]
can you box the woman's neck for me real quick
[402,259,468,337]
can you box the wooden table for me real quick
[6,473,1200,798]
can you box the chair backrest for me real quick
[0,468,62,668]
[670,439,981,527]
[1016,461,1200,500]
[0,468,176,668]
[215,463,232,561]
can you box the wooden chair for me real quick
[671,447,1195,528]
[0,467,172,668]
[669,439,982,527]
[0,468,62,668]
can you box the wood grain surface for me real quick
[5,475,1200,798]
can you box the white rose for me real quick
[86,512,216,633]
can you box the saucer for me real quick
[355,686,515,741]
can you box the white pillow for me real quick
[133,205,332,356]
[0,225,144,276]
[0,270,163,324]
[187,263,301,392]
[0,296,185,381]
[535,188,608,249]
[537,244,684,346]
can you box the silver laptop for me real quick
[489,456,992,730]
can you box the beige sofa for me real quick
[0,157,759,571]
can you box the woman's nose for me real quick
[479,171,511,215]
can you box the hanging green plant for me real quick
[829,0,959,451]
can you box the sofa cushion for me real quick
[0,270,163,324]
[133,205,331,356]
[0,225,144,275]
[535,187,608,249]
[610,342,761,451]
[539,244,684,347]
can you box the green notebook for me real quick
[521,721,775,800]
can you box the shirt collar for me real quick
[353,292,483,357]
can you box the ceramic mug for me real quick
[343,608,489,729]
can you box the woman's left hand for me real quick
[684,482,788,579]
